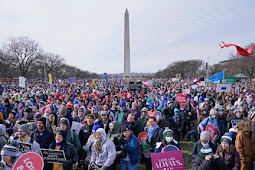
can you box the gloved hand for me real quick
[119,138,125,146]
[200,126,204,132]
[100,165,108,170]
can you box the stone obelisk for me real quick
[124,8,130,77]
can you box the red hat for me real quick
[55,94,59,98]
[141,93,145,98]
[66,102,72,108]
[60,96,65,100]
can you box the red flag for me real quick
[219,42,255,58]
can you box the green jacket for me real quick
[66,130,81,153]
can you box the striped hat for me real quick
[1,141,20,157]
[249,108,255,120]
[163,128,174,139]
[221,133,232,144]
[199,146,213,157]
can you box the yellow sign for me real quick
[91,80,96,86]
[48,73,52,84]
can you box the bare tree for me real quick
[3,36,42,77]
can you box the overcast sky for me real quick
[1,0,255,74]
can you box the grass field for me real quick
[74,140,194,170]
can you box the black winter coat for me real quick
[217,115,227,137]
[191,140,217,159]
[192,155,226,170]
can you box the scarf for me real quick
[148,124,159,141]
[50,140,66,151]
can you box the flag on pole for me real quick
[48,73,52,84]
[194,77,205,86]
[209,70,224,83]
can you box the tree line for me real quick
[0,36,98,81]
[154,42,255,81]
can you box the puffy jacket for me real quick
[215,145,240,170]
[192,155,226,170]
[66,130,81,152]
[91,128,116,167]
[199,117,218,130]
[123,135,140,165]
[191,140,217,159]
[49,142,78,170]
[217,115,227,137]
[30,128,54,149]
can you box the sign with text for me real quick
[18,142,32,154]
[161,145,180,153]
[13,152,43,170]
[216,84,232,93]
[206,124,220,141]
[231,119,242,128]
[151,150,185,170]
[40,149,66,164]
[176,93,187,107]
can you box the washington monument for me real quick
[124,8,130,77]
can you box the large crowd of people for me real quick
[0,80,254,170]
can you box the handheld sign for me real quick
[71,121,84,135]
[161,145,179,153]
[151,150,185,170]
[40,149,66,164]
[18,142,32,154]
[231,119,242,128]
[138,132,147,145]
[13,152,43,170]
[206,124,220,141]
[176,93,187,107]
[148,111,156,118]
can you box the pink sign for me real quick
[206,124,220,141]
[151,150,185,170]
[176,93,187,107]
[13,152,44,170]
[138,132,147,145]
[148,111,156,117]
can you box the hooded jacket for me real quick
[91,128,116,167]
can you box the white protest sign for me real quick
[71,121,84,134]
[182,89,190,95]
[19,77,26,88]
[216,84,232,93]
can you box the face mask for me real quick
[212,115,216,119]
[175,113,179,117]
[201,143,209,147]
[165,137,173,143]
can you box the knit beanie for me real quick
[19,124,30,134]
[221,133,232,144]
[37,117,46,126]
[59,118,70,129]
[200,131,209,141]
[56,130,67,141]
[163,128,174,139]
[119,101,126,107]
[92,122,102,132]
[199,146,213,157]
[218,107,224,112]
[174,108,179,113]
[1,141,20,157]
[19,101,25,107]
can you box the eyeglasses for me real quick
[142,111,147,113]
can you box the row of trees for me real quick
[154,59,207,79]
[0,36,98,81]
[154,43,255,81]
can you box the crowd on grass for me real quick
[0,80,254,170]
